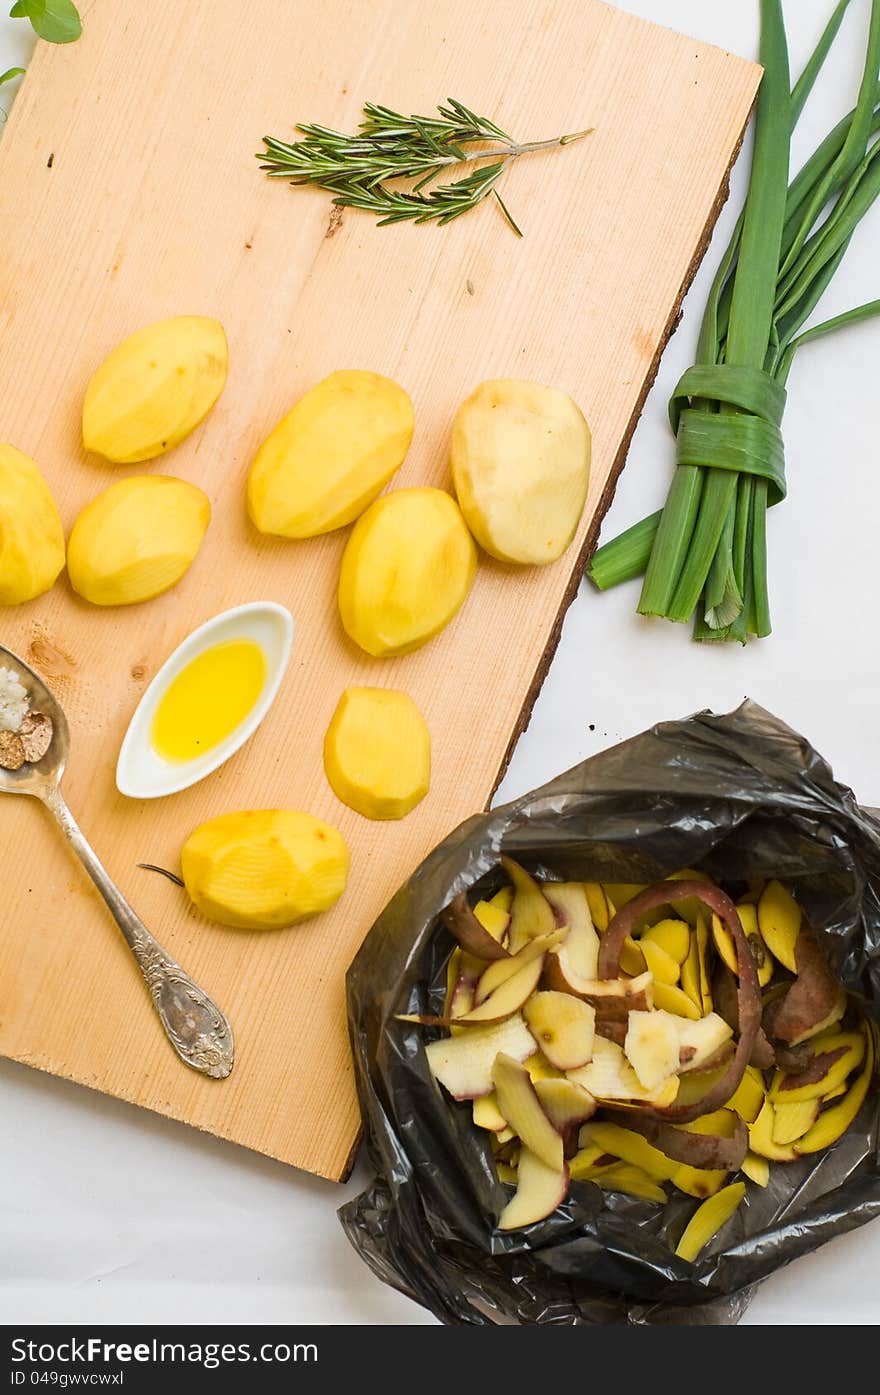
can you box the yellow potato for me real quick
[338,487,477,656]
[247,369,414,538]
[67,476,210,606]
[181,809,349,929]
[451,378,591,565]
[324,686,430,820]
[0,444,65,605]
[82,315,228,464]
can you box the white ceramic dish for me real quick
[116,602,294,800]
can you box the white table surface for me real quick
[3,0,880,1327]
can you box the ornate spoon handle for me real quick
[42,785,234,1079]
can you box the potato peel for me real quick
[766,933,844,1045]
[577,1161,667,1204]
[794,1026,875,1155]
[610,1110,748,1172]
[772,1039,857,1103]
[674,1182,745,1264]
[442,891,511,962]
[599,880,760,1123]
[422,870,863,1243]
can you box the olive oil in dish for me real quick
[115,602,293,800]
[151,639,266,763]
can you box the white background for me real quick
[3,0,880,1327]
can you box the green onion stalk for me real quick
[589,0,880,642]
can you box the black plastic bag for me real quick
[339,701,880,1324]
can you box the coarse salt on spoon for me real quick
[0,644,234,1079]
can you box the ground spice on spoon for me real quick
[0,666,54,771]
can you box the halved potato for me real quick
[450,378,591,565]
[247,370,413,538]
[68,475,210,606]
[181,808,347,929]
[338,488,476,657]
[0,444,65,605]
[323,686,430,820]
[83,315,227,464]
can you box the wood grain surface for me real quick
[0,0,759,1179]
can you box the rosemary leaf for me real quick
[260,98,591,232]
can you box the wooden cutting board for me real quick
[0,0,758,1180]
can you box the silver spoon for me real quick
[0,644,234,1079]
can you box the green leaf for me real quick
[0,66,25,86]
[9,0,82,45]
[492,189,523,238]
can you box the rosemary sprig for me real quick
[260,98,592,233]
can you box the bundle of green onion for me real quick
[589,0,880,643]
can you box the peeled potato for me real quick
[451,378,591,564]
[181,809,349,929]
[83,315,228,464]
[247,369,414,538]
[67,475,210,606]
[338,487,477,656]
[324,686,430,820]
[0,444,65,605]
